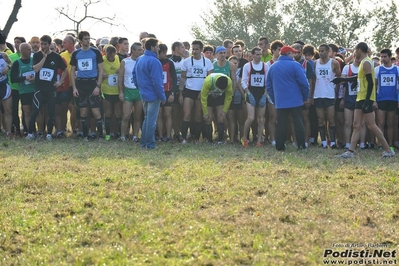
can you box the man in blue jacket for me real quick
[266,46,310,151]
[133,38,166,149]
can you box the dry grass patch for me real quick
[0,137,398,265]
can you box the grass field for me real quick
[0,136,398,265]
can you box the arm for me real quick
[169,60,178,94]
[1,52,12,75]
[10,61,26,83]
[223,77,233,113]
[229,62,237,94]
[71,65,78,97]
[118,60,125,100]
[32,52,48,73]
[94,63,104,96]
[241,63,249,91]
[200,77,210,115]
[332,60,341,97]
[309,60,317,102]
[363,61,374,101]
[178,71,187,105]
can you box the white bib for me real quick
[163,71,167,84]
[22,71,35,85]
[381,74,396,87]
[78,58,93,71]
[39,68,54,81]
[250,74,264,87]
[107,74,118,87]
[191,65,206,78]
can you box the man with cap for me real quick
[266,46,310,151]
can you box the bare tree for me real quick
[0,0,22,37]
[55,0,122,37]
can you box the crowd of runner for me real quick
[1,30,399,154]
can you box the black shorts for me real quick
[76,79,101,109]
[103,93,120,103]
[229,100,243,111]
[56,91,71,104]
[335,98,344,112]
[377,100,397,111]
[207,93,225,107]
[161,91,173,107]
[0,82,11,100]
[174,91,181,104]
[183,88,200,100]
[344,100,356,110]
[246,88,265,107]
[20,92,34,106]
[314,98,335,108]
[355,100,374,114]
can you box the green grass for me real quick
[0,137,398,265]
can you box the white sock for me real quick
[360,142,365,148]
[322,140,327,147]
[346,142,350,148]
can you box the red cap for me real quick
[280,46,298,55]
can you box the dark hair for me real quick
[105,45,116,53]
[228,55,239,61]
[395,47,399,54]
[328,43,338,53]
[144,38,158,50]
[148,33,157,38]
[232,45,241,53]
[223,39,233,48]
[355,42,368,54]
[118,37,128,44]
[172,41,183,51]
[251,47,261,55]
[313,50,320,60]
[294,40,305,46]
[78,31,90,41]
[270,40,284,52]
[54,38,62,46]
[130,42,142,53]
[191,40,204,50]
[14,36,26,43]
[215,76,228,90]
[380,48,392,57]
[234,40,245,48]
[67,32,76,38]
[203,45,214,53]
[159,43,168,53]
[258,37,269,44]
[318,44,330,52]
[303,44,315,56]
[40,35,52,45]
[0,32,6,44]
[183,41,190,50]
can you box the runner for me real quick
[0,50,13,137]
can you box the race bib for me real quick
[318,68,329,77]
[163,71,167,84]
[108,74,118,86]
[381,74,396,87]
[176,69,182,85]
[39,68,54,81]
[191,65,205,77]
[250,74,264,87]
[22,71,35,85]
[78,58,93,71]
